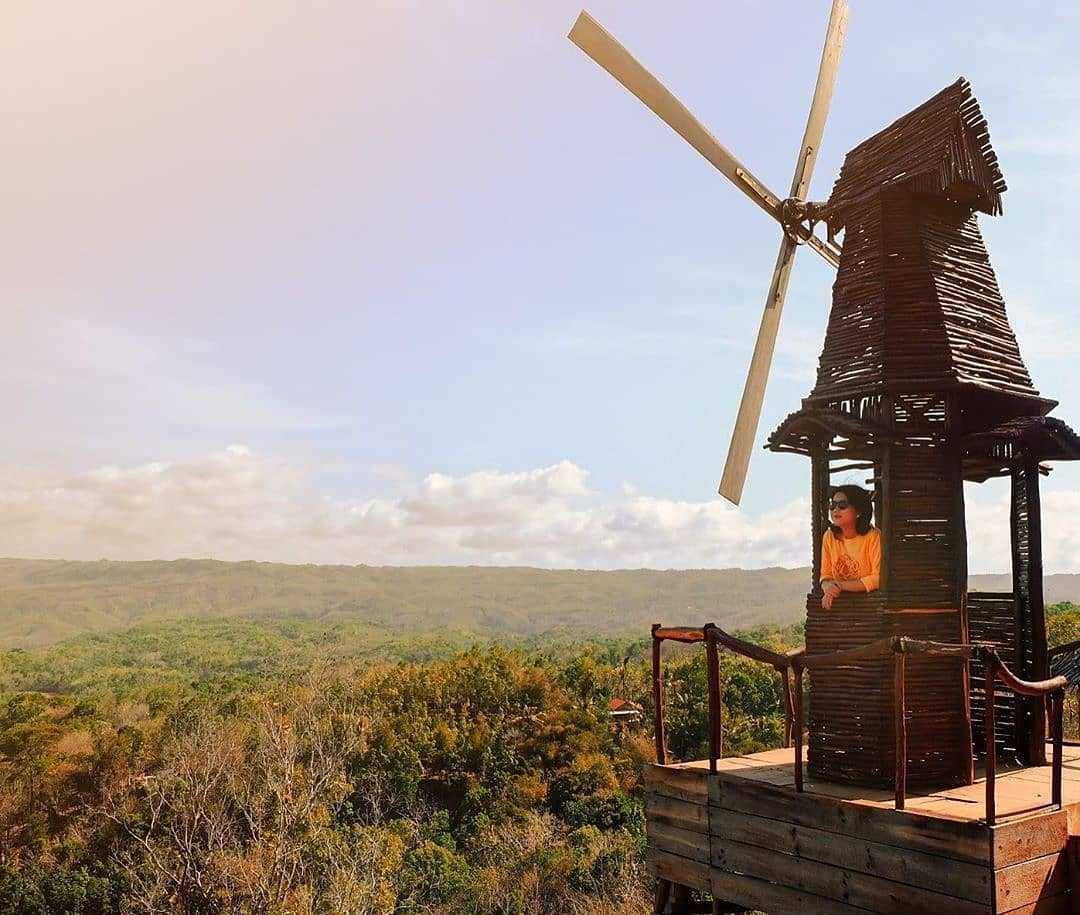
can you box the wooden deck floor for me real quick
[645,746,1080,913]
[680,744,1080,824]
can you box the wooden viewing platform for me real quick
[647,744,1080,914]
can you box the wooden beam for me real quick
[710,775,991,864]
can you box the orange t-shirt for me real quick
[820,527,881,593]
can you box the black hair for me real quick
[827,484,874,537]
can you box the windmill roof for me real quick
[767,407,897,455]
[800,81,1042,411]
[827,78,1007,221]
[962,415,1080,481]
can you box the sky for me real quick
[4,0,1080,572]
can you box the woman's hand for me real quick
[821,580,842,609]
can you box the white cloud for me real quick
[965,481,1080,575]
[6,447,1080,572]
[0,447,810,568]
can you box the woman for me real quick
[820,484,881,609]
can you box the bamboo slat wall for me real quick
[967,591,1023,762]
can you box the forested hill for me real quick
[2,557,1079,650]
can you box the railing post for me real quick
[705,625,722,773]
[984,651,997,826]
[651,623,667,765]
[781,667,794,749]
[1053,689,1064,809]
[794,662,805,793]
[893,648,907,811]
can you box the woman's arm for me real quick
[821,577,863,608]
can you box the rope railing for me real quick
[650,623,1068,825]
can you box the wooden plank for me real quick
[645,793,709,832]
[709,807,991,903]
[646,846,710,893]
[994,851,1068,913]
[999,895,1069,915]
[710,836,989,914]
[647,820,709,863]
[645,763,708,803]
[991,810,1067,868]
[710,868,874,915]
[711,776,991,863]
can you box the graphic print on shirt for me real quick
[833,550,861,582]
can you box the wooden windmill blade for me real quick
[568,11,839,268]
[788,0,849,201]
[717,0,849,506]
[718,235,799,505]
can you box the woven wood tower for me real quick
[767,79,1080,789]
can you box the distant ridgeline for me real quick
[1,558,1079,651]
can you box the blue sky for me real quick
[4,0,1080,571]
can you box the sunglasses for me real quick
[829,500,851,511]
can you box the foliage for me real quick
[0,616,802,913]
[1047,601,1080,649]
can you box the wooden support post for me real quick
[653,878,671,915]
[781,667,794,749]
[1027,458,1048,763]
[985,654,997,826]
[1053,690,1064,809]
[651,624,667,765]
[1009,463,1029,761]
[705,625,722,772]
[893,650,907,810]
[811,441,829,592]
[794,663,804,793]
[949,414,975,786]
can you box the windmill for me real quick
[568,2,849,505]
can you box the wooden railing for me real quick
[981,647,1066,825]
[650,624,707,766]
[649,623,796,770]
[703,624,799,772]
[650,623,1068,825]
